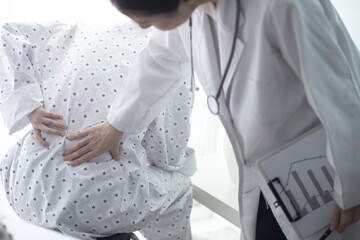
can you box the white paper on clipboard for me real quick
[256,126,335,239]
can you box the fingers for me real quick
[64,138,89,157]
[338,211,352,233]
[29,107,68,139]
[66,145,121,166]
[69,151,96,167]
[355,207,360,223]
[67,130,89,141]
[34,129,49,148]
[64,141,91,161]
[68,147,120,167]
[110,147,120,161]
[46,111,64,120]
[41,126,66,137]
[331,205,360,233]
[43,118,67,130]
[64,122,123,166]
[330,205,340,231]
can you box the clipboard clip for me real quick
[268,177,302,222]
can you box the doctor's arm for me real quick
[0,23,67,145]
[64,27,191,166]
[266,0,360,232]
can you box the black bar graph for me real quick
[292,171,320,211]
[307,169,332,204]
[282,163,334,217]
[287,189,308,217]
[259,128,335,238]
[321,166,334,187]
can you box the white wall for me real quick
[331,0,360,46]
[0,0,128,24]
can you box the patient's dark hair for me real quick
[112,0,180,14]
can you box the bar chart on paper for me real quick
[257,127,336,239]
[279,155,334,218]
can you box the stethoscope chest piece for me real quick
[189,0,240,116]
[207,95,220,115]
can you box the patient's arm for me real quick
[0,22,68,146]
[0,22,67,140]
[28,106,67,147]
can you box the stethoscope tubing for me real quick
[214,0,241,100]
[206,0,241,115]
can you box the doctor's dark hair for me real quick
[112,0,180,14]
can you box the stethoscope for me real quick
[189,0,241,115]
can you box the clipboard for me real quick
[256,126,335,239]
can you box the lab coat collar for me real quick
[217,0,244,34]
[192,0,245,96]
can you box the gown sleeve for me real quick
[266,0,360,210]
[0,22,50,135]
[106,26,191,134]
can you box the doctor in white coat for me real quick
[63,0,360,239]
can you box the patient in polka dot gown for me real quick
[0,22,195,240]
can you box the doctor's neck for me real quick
[189,0,218,8]
[193,0,217,4]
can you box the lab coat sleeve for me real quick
[0,23,46,135]
[266,0,360,210]
[107,27,191,134]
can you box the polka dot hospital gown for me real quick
[0,22,196,240]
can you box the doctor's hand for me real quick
[64,121,123,167]
[330,204,360,233]
[28,106,68,148]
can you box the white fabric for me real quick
[0,21,195,240]
[0,22,45,134]
[0,83,43,135]
[106,0,360,239]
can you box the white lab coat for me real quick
[107,0,360,239]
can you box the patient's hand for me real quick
[64,121,123,167]
[28,107,68,148]
[330,204,360,233]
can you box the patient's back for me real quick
[0,22,194,239]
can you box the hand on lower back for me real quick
[28,107,67,148]
[63,121,123,167]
